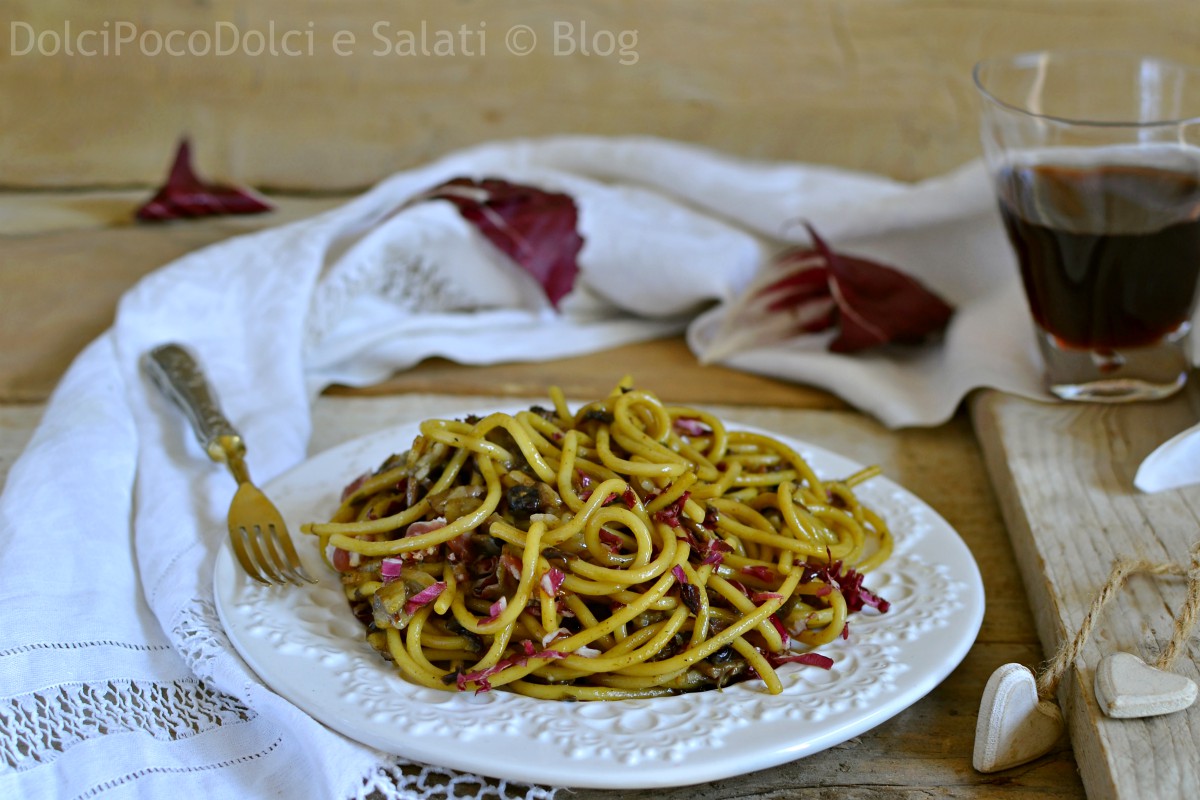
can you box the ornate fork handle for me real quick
[142,342,312,585]
[143,344,246,470]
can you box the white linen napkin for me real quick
[2,135,1197,800]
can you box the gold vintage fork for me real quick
[143,344,315,586]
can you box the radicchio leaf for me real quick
[136,139,273,222]
[540,567,566,598]
[403,581,447,615]
[804,224,954,353]
[707,223,954,358]
[769,651,834,670]
[651,493,690,528]
[455,642,569,693]
[806,559,890,614]
[419,177,584,308]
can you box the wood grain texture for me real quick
[327,336,849,410]
[972,390,1200,800]
[0,194,343,402]
[4,1,1199,190]
[309,393,1085,798]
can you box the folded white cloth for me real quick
[2,136,1197,800]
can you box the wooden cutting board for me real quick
[971,387,1200,800]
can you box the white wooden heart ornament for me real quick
[973,663,1065,773]
[1094,652,1198,719]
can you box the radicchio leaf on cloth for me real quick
[418,177,584,308]
[804,225,954,353]
[135,139,274,221]
[703,223,954,358]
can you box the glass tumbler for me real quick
[975,50,1200,402]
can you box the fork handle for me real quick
[143,343,246,465]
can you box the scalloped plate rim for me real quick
[213,409,985,789]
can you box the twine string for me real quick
[1156,544,1200,671]
[1035,541,1200,701]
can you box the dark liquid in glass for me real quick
[997,162,1200,349]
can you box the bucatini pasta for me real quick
[302,380,893,700]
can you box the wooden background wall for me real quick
[3,0,1200,191]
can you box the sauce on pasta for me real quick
[302,382,892,700]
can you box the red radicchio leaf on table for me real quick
[418,177,584,308]
[135,139,273,222]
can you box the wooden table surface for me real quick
[0,190,1093,798]
[7,5,1200,794]
[6,190,1200,799]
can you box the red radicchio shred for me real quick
[404,581,447,615]
[602,492,620,506]
[380,557,405,581]
[741,565,775,582]
[672,417,710,437]
[540,567,566,597]
[501,552,523,581]
[456,646,569,693]
[700,546,727,567]
[136,139,273,222]
[701,506,720,531]
[671,565,689,584]
[767,614,791,647]
[406,518,447,537]
[752,591,784,604]
[598,528,624,552]
[622,488,638,508]
[652,493,691,528]
[484,596,508,623]
[769,651,834,670]
[576,470,592,491]
[809,559,890,614]
[727,579,751,597]
[419,177,584,308]
[676,529,705,553]
[446,533,472,563]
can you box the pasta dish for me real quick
[302,382,892,700]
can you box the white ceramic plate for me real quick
[214,412,985,789]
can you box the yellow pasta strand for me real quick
[309,383,896,701]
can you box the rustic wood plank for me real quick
[4,2,1198,190]
[0,195,343,402]
[308,394,1084,798]
[327,337,848,410]
[971,389,1200,800]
